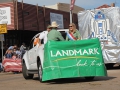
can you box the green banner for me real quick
[42,38,107,81]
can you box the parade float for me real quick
[78,7,120,67]
[42,38,107,81]
[22,30,107,82]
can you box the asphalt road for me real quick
[0,66,120,90]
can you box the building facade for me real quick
[0,1,81,47]
[45,3,84,14]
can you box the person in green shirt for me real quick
[47,21,64,41]
[66,23,81,41]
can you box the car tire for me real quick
[22,63,34,79]
[85,77,95,81]
[38,62,42,82]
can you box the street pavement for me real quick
[0,65,120,90]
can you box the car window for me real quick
[59,31,67,39]
[41,39,44,44]
[29,39,34,49]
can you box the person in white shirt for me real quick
[20,43,26,58]
[38,25,51,45]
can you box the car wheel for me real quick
[85,77,95,81]
[38,62,42,82]
[22,63,34,79]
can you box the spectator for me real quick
[8,44,17,50]
[20,43,26,58]
[12,53,17,60]
[5,49,13,58]
[16,48,21,58]
[5,44,17,58]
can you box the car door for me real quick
[27,39,37,68]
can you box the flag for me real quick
[70,0,76,10]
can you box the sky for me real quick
[17,0,120,9]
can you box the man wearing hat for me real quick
[47,21,64,41]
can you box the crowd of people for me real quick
[4,43,26,59]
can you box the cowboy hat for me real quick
[50,21,59,27]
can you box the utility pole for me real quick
[70,9,72,23]
[70,0,75,23]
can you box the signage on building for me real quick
[50,13,64,29]
[0,7,11,25]
[0,24,7,34]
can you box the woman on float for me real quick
[66,23,81,41]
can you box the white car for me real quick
[22,29,69,82]
[22,29,107,82]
